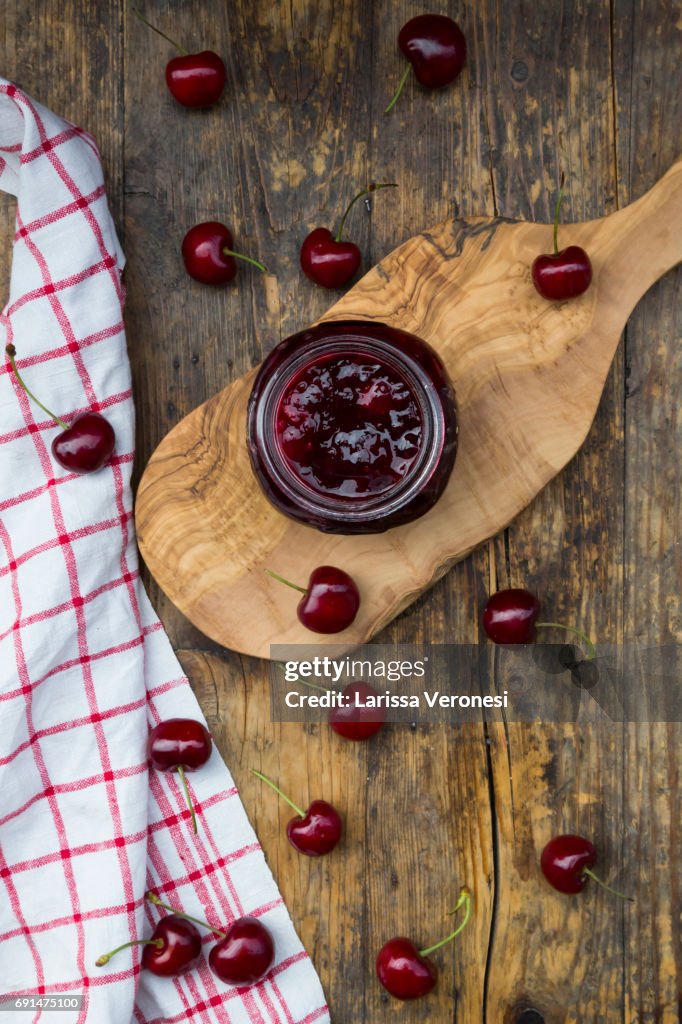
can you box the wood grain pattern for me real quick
[1,2,680,1022]
[136,166,682,658]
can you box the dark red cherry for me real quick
[286,800,343,856]
[141,915,202,976]
[208,917,275,985]
[299,227,360,289]
[148,718,212,772]
[182,221,266,285]
[532,174,592,300]
[148,719,212,833]
[540,834,632,903]
[96,914,201,977]
[482,588,540,644]
[376,938,437,1000]
[251,770,343,857]
[541,834,596,894]
[166,51,226,108]
[266,565,360,634]
[5,344,115,474]
[132,9,226,108]
[386,15,466,113]
[376,889,471,1001]
[329,681,385,741]
[51,411,115,474]
[532,246,593,300]
[300,184,396,289]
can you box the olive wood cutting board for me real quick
[136,159,682,659]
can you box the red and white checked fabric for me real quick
[0,79,329,1024]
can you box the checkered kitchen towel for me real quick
[0,79,329,1024]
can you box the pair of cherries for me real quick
[97,892,275,985]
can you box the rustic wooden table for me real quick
[2,2,680,1021]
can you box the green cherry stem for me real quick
[335,183,398,242]
[5,344,69,429]
[132,8,188,54]
[535,621,596,661]
[384,63,411,115]
[265,569,306,594]
[96,937,162,967]
[251,769,306,818]
[552,172,566,255]
[583,868,634,902]
[222,248,267,273]
[419,887,472,957]
[146,891,227,938]
[276,665,331,695]
[176,765,198,834]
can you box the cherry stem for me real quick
[146,891,227,938]
[384,63,411,115]
[176,765,198,834]
[250,768,306,818]
[132,8,188,55]
[96,937,162,967]
[335,183,398,242]
[276,665,332,695]
[553,172,566,255]
[583,868,634,902]
[5,345,69,430]
[535,621,596,661]
[222,248,267,273]
[265,569,306,594]
[419,887,472,957]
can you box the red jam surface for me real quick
[275,353,423,499]
[247,321,458,534]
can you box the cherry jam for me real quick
[247,321,458,534]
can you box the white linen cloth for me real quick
[0,77,329,1024]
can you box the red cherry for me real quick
[532,247,593,300]
[148,719,212,833]
[5,345,115,474]
[532,174,592,300]
[166,51,226,108]
[96,914,201,977]
[299,227,360,289]
[208,916,275,985]
[300,183,397,289]
[329,681,385,741]
[376,888,471,1001]
[386,15,466,113]
[266,565,360,634]
[482,588,540,644]
[51,411,115,474]
[133,9,226,108]
[376,938,437,1000]
[251,770,343,857]
[182,221,266,285]
[540,835,633,901]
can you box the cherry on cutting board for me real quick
[541,835,633,901]
[182,222,266,285]
[482,588,596,664]
[5,344,115,474]
[376,887,471,1001]
[251,769,343,856]
[133,8,226,108]
[96,914,202,976]
[146,892,275,985]
[532,174,593,300]
[265,566,360,634]
[385,15,466,114]
[148,718,213,834]
[300,183,397,289]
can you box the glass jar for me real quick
[246,320,458,534]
